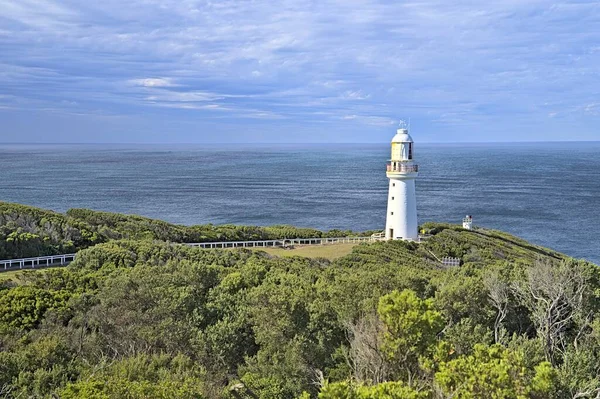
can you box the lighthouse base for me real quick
[385,178,418,240]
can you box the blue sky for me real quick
[0,0,599,143]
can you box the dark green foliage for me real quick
[434,344,556,398]
[0,202,365,259]
[58,354,206,399]
[318,380,429,398]
[0,285,71,330]
[0,202,102,259]
[1,204,599,398]
[419,225,565,265]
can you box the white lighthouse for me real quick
[385,127,419,240]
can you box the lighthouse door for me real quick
[389,228,394,238]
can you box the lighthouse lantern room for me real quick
[385,127,419,240]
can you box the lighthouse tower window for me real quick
[408,143,413,160]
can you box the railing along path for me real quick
[0,254,76,272]
[187,236,375,249]
[0,236,380,273]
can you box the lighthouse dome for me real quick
[391,128,413,143]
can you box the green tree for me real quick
[0,285,71,330]
[434,344,556,399]
[58,354,206,399]
[377,289,444,381]
[318,380,429,399]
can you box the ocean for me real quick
[0,142,598,264]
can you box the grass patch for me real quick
[255,243,357,260]
[0,269,31,284]
[0,268,50,284]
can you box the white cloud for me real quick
[342,114,395,126]
[145,91,222,102]
[0,0,599,140]
[152,103,226,111]
[341,90,370,100]
[583,103,600,116]
[129,78,177,88]
[0,0,78,30]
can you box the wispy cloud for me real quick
[341,90,370,100]
[343,114,396,127]
[129,78,178,88]
[0,0,599,142]
[583,103,600,116]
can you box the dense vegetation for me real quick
[0,202,363,259]
[0,203,599,398]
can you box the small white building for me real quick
[385,127,419,240]
[463,215,473,230]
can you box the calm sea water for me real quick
[0,142,598,264]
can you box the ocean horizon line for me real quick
[1,140,599,146]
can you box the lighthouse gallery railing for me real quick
[386,163,419,173]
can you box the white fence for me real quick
[441,257,461,267]
[186,236,376,249]
[0,235,452,273]
[0,237,379,272]
[0,254,76,271]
